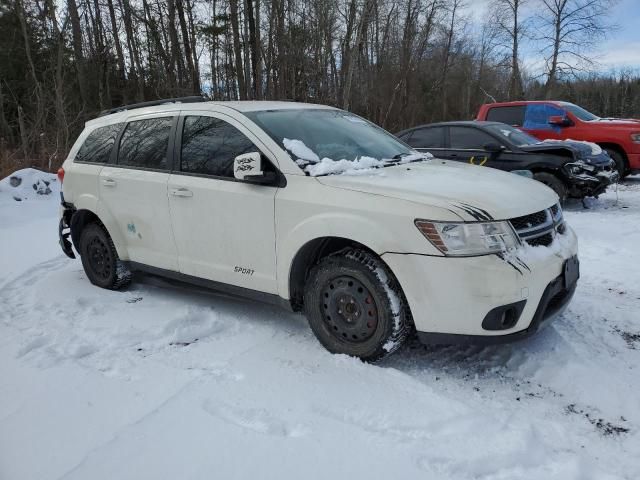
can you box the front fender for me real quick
[276,211,419,299]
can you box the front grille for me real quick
[510,210,549,230]
[510,204,565,247]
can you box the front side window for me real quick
[560,102,599,121]
[523,104,566,130]
[407,127,445,148]
[118,117,173,169]
[75,124,122,163]
[449,127,496,149]
[486,106,526,126]
[180,116,257,177]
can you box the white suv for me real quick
[58,98,579,361]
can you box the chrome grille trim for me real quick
[510,204,564,247]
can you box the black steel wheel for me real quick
[79,222,131,290]
[304,248,411,361]
[321,275,379,344]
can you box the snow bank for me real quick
[0,168,58,202]
[282,139,432,176]
[2,167,640,479]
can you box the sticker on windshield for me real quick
[500,129,512,137]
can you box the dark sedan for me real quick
[396,121,618,202]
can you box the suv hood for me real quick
[316,160,557,221]
[520,140,611,166]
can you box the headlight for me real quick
[565,162,595,175]
[631,133,640,143]
[415,220,520,256]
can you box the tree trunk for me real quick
[342,0,374,110]
[229,0,247,99]
[67,0,88,107]
[106,0,127,85]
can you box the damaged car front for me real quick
[521,139,619,198]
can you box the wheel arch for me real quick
[70,208,129,260]
[287,237,387,312]
[598,143,629,170]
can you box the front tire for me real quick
[79,222,131,290]
[605,149,627,178]
[303,249,410,361]
[533,172,568,204]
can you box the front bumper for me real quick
[382,227,579,342]
[58,196,76,259]
[567,167,618,198]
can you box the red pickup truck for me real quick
[476,101,640,176]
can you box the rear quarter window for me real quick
[74,124,122,163]
[486,106,526,126]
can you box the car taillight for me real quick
[57,167,65,183]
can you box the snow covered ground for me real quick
[1,169,639,480]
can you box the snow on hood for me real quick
[282,138,432,176]
[0,168,59,203]
[540,138,603,155]
[522,139,611,165]
[317,160,558,221]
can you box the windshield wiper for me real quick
[384,152,428,166]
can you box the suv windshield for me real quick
[245,109,417,175]
[559,102,599,121]
[485,124,540,147]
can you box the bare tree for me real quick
[491,0,526,99]
[537,0,617,98]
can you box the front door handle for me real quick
[102,178,117,187]
[170,188,193,198]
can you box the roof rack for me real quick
[99,96,207,117]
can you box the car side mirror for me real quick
[548,115,572,127]
[483,142,504,153]
[234,152,264,180]
[234,152,279,185]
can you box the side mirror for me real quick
[233,152,278,185]
[483,142,504,153]
[548,115,572,127]
[234,152,263,180]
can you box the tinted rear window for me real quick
[406,127,445,148]
[118,117,173,170]
[486,106,526,126]
[75,124,122,163]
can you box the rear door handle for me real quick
[102,178,116,187]
[170,188,193,198]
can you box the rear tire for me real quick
[79,223,131,290]
[604,149,627,178]
[303,248,410,362]
[533,172,568,204]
